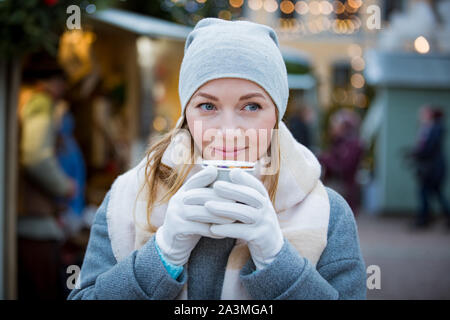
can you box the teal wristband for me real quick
[155,241,184,280]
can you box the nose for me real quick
[215,110,240,133]
[217,109,234,128]
[213,112,246,149]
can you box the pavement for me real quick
[355,212,450,299]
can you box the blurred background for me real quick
[0,0,449,300]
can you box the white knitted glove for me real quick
[206,168,284,270]
[155,165,235,266]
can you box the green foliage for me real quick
[0,0,112,59]
[285,60,310,75]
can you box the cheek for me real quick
[241,126,272,162]
[254,126,273,158]
[187,117,216,154]
[186,108,202,145]
[251,115,277,157]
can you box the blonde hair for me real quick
[140,111,281,233]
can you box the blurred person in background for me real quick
[54,100,87,237]
[318,109,364,214]
[406,105,450,229]
[287,105,313,149]
[17,53,77,299]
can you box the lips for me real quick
[212,147,248,157]
[214,147,247,152]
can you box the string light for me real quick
[347,0,362,9]
[280,17,297,30]
[337,19,348,33]
[263,0,278,13]
[248,0,263,10]
[352,16,362,29]
[309,1,321,15]
[351,73,365,89]
[414,36,430,54]
[295,1,309,15]
[333,1,345,14]
[218,10,232,20]
[229,0,244,8]
[320,1,333,15]
[345,2,358,14]
[348,44,362,57]
[332,19,340,33]
[351,56,365,71]
[346,19,355,34]
[243,0,362,36]
[280,0,295,15]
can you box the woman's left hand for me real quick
[205,168,284,270]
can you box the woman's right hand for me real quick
[155,165,235,266]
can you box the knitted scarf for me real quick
[106,121,330,299]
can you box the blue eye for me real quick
[244,103,262,112]
[197,103,261,112]
[198,103,215,111]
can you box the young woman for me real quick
[68,18,366,300]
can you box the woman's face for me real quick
[186,78,277,162]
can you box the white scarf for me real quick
[106,121,330,299]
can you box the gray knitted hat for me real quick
[177,17,289,127]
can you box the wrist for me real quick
[155,227,174,263]
[154,239,184,280]
[252,257,273,271]
[251,236,285,271]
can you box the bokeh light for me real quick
[351,73,365,88]
[248,0,263,11]
[263,0,278,13]
[295,1,309,15]
[280,0,295,15]
[218,10,232,20]
[309,1,321,15]
[348,44,362,57]
[351,56,365,71]
[229,0,244,9]
[333,0,345,14]
[414,36,430,54]
[320,1,333,15]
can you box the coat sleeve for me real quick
[239,187,367,300]
[67,191,187,300]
